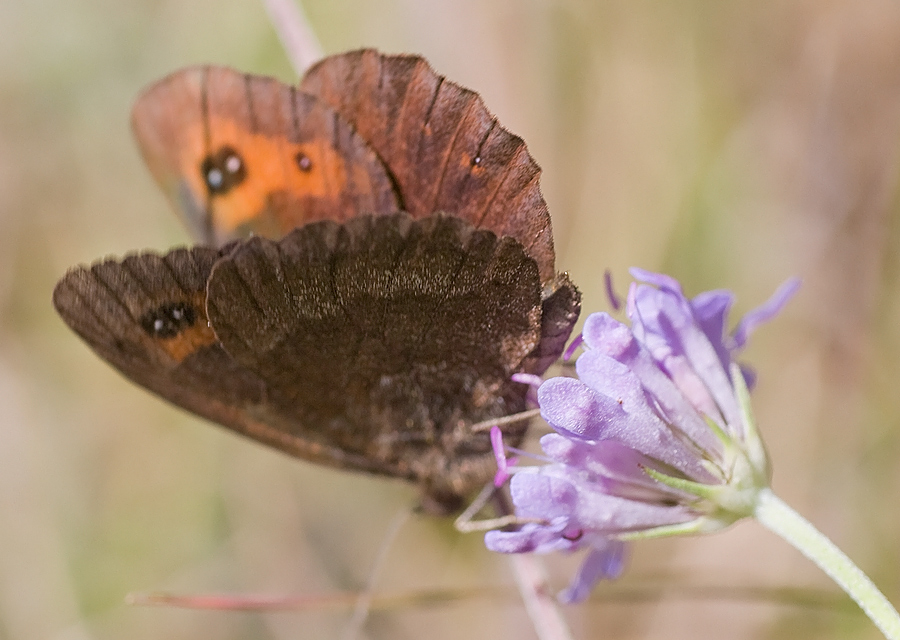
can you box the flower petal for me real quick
[580,313,723,462]
[485,473,585,554]
[509,470,577,520]
[581,312,635,354]
[538,377,626,441]
[523,465,698,533]
[484,520,580,554]
[573,350,713,477]
[731,277,801,349]
[691,289,734,373]
[540,434,693,503]
[558,538,628,603]
[629,279,742,435]
[628,267,683,294]
[565,472,698,532]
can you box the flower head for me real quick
[485,270,799,602]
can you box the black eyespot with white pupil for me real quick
[140,302,197,339]
[295,152,313,172]
[201,146,246,195]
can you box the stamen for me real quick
[563,333,583,361]
[491,426,517,487]
[605,269,622,311]
[511,372,543,389]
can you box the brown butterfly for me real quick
[53,50,580,514]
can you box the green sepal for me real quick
[643,466,721,502]
[617,519,706,541]
[730,363,771,483]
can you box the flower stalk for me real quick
[754,489,900,640]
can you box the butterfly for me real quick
[53,49,580,514]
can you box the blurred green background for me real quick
[3,0,900,638]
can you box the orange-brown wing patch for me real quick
[132,66,400,246]
[137,291,218,363]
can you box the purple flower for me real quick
[485,270,799,602]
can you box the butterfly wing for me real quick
[51,244,384,473]
[206,213,541,506]
[53,214,544,511]
[132,66,401,245]
[85,54,581,510]
[134,52,558,285]
[301,49,556,285]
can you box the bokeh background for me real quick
[3,0,900,638]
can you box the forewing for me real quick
[131,65,401,245]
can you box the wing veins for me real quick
[475,139,525,230]
[429,95,476,215]
[63,274,129,360]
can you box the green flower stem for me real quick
[754,488,900,640]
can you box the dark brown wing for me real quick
[131,66,401,245]
[300,49,556,285]
[51,244,384,475]
[205,213,540,507]
[53,214,546,511]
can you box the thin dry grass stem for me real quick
[261,0,323,76]
[340,507,412,640]
[470,408,542,433]
[456,486,574,639]
[125,581,850,612]
[126,585,514,612]
[509,554,575,640]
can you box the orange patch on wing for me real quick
[158,322,218,362]
[155,293,218,363]
[205,115,349,234]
